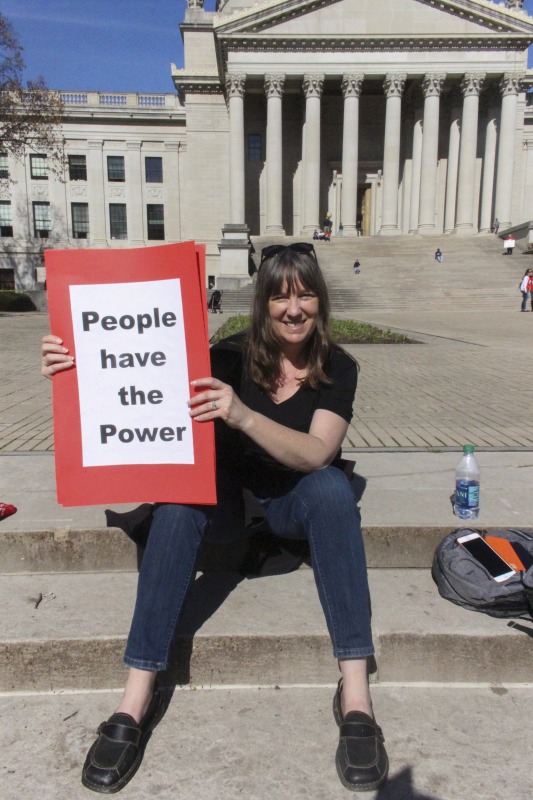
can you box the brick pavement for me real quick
[1,306,532,453]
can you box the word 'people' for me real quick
[82,308,177,335]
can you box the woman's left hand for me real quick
[188,378,252,431]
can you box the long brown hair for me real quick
[246,248,332,392]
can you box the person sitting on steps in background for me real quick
[41,242,388,795]
[434,248,443,263]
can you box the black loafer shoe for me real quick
[333,680,388,792]
[81,690,165,794]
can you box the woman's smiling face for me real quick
[268,279,319,352]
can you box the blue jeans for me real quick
[124,466,374,671]
[521,291,531,311]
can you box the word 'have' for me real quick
[101,350,166,369]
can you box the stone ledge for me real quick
[0,569,529,691]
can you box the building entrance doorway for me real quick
[328,172,374,236]
[357,185,372,236]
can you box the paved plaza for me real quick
[2,305,533,454]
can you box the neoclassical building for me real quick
[2,0,533,290]
[174,0,533,283]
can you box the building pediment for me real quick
[212,0,533,75]
[215,0,533,37]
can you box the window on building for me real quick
[0,268,15,290]
[68,154,87,181]
[0,201,13,237]
[71,203,89,239]
[145,156,163,183]
[109,203,127,239]
[248,133,262,162]
[30,154,49,179]
[0,152,9,180]
[107,155,125,182]
[33,202,51,237]
[147,204,164,240]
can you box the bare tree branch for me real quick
[0,14,65,177]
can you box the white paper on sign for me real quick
[70,279,194,467]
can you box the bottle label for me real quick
[455,480,479,509]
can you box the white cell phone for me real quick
[457,532,516,582]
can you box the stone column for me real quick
[226,73,246,224]
[494,73,524,230]
[164,141,182,242]
[418,73,446,233]
[380,73,407,235]
[86,139,107,244]
[455,73,485,234]
[479,91,500,234]
[443,91,462,234]
[302,74,324,233]
[264,74,285,236]
[341,73,364,236]
[408,104,423,234]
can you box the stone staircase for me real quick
[1,523,530,693]
[216,234,527,314]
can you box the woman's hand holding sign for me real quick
[189,377,252,431]
[41,335,75,379]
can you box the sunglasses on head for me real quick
[259,242,317,266]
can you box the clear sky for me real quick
[2,0,533,94]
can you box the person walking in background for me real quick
[322,212,332,235]
[353,259,361,275]
[207,288,223,313]
[504,234,515,255]
[520,268,533,312]
[434,248,443,264]
[492,218,500,234]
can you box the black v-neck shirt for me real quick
[209,333,357,493]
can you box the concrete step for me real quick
[2,685,532,800]
[1,568,531,692]
[0,525,484,574]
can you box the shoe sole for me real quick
[81,696,166,794]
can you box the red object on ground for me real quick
[0,503,17,520]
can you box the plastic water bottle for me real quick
[454,445,480,520]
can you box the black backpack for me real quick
[432,528,533,619]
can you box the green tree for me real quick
[0,13,64,176]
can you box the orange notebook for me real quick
[485,536,525,572]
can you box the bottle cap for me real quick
[463,444,475,454]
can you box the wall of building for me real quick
[0,93,186,290]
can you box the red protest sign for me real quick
[45,242,216,507]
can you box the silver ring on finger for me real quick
[211,400,217,411]
[42,358,48,367]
